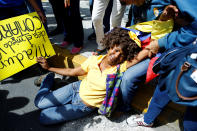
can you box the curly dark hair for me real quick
[100,27,142,61]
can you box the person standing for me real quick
[58,0,84,54]
[92,0,126,55]
[119,0,197,129]
[88,0,113,41]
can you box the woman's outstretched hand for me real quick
[36,57,50,70]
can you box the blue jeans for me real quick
[144,84,170,124]
[184,106,197,131]
[144,84,197,129]
[119,58,150,112]
[0,3,28,20]
[34,73,96,125]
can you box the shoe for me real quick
[88,33,96,40]
[92,49,106,56]
[34,72,54,87]
[126,114,153,127]
[48,27,63,36]
[59,41,71,48]
[70,47,82,54]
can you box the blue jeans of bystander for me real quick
[144,84,170,124]
[183,106,197,131]
[143,81,197,129]
[119,58,150,112]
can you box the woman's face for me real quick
[106,45,125,66]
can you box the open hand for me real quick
[159,5,179,21]
[36,57,50,70]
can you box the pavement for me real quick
[0,0,183,131]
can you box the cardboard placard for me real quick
[0,12,56,81]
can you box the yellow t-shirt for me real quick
[79,55,127,108]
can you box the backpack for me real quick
[153,44,197,106]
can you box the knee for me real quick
[92,15,102,26]
[34,100,42,109]
[122,72,137,83]
[39,110,58,125]
[121,71,138,88]
[34,98,45,109]
[39,111,51,125]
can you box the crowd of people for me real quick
[1,0,197,130]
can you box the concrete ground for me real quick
[0,0,182,131]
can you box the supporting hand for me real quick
[145,40,160,58]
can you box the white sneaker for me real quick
[126,114,153,127]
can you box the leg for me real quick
[92,0,110,50]
[48,0,64,36]
[35,73,80,109]
[183,106,197,131]
[126,77,170,127]
[110,0,126,29]
[144,84,170,124]
[69,0,84,48]
[38,80,96,125]
[88,0,112,41]
[119,58,150,112]
[103,0,113,33]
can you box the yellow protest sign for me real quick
[0,12,56,81]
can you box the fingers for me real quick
[64,0,70,8]
[36,57,46,63]
[167,5,178,13]
[159,5,179,21]
[166,5,179,17]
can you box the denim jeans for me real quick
[144,84,170,124]
[119,58,150,112]
[34,73,96,125]
[183,106,197,131]
[144,84,197,129]
[0,3,28,20]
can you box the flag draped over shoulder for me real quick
[122,27,151,48]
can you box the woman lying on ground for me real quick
[34,27,151,125]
